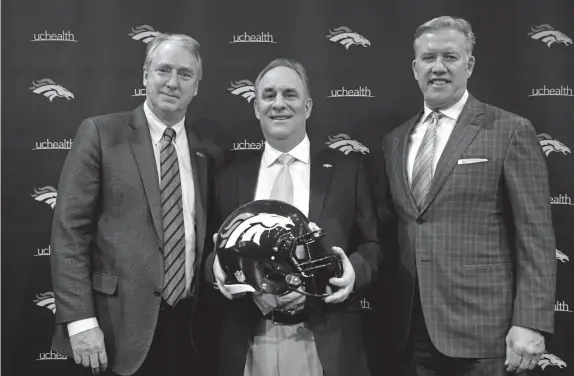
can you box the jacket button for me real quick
[153,289,162,296]
[416,218,425,224]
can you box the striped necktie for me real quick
[160,127,186,306]
[411,111,442,209]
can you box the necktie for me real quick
[411,111,442,209]
[270,154,296,204]
[160,127,186,306]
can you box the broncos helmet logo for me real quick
[326,27,371,49]
[34,292,56,314]
[538,353,567,370]
[129,25,160,44]
[32,186,58,209]
[228,80,255,103]
[326,134,370,155]
[528,25,572,47]
[30,79,74,102]
[538,133,571,156]
[219,212,295,249]
[557,249,570,263]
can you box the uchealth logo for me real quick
[326,134,370,155]
[31,30,77,43]
[555,300,572,313]
[132,88,146,97]
[34,292,56,314]
[35,245,51,257]
[529,85,573,97]
[326,26,370,49]
[228,80,255,103]
[538,134,570,156]
[32,186,58,209]
[556,249,569,263]
[37,349,67,361]
[231,139,264,151]
[528,24,572,47]
[538,353,567,370]
[550,194,573,206]
[30,79,74,102]
[129,25,160,43]
[328,86,374,98]
[360,298,373,310]
[229,32,276,44]
[33,138,73,151]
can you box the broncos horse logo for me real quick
[528,24,572,47]
[556,249,570,263]
[30,79,74,102]
[228,80,255,103]
[538,133,571,156]
[326,134,370,155]
[34,292,56,314]
[32,186,58,209]
[219,212,295,249]
[538,353,567,370]
[129,25,160,44]
[326,26,370,49]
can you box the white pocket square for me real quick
[323,164,332,168]
[457,158,488,165]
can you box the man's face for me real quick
[143,41,200,122]
[412,28,475,109]
[254,66,312,145]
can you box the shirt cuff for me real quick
[67,317,99,336]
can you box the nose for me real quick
[272,94,286,109]
[431,57,447,73]
[165,71,179,89]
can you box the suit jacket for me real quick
[383,94,556,358]
[50,105,214,375]
[204,145,383,376]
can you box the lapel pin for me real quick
[196,152,204,158]
[323,164,332,168]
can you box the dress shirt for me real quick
[407,90,469,184]
[67,102,196,336]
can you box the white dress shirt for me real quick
[407,90,469,184]
[254,136,311,217]
[67,102,196,336]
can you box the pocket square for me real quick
[457,158,488,165]
[323,164,332,168]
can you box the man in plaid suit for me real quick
[382,16,556,375]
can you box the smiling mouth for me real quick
[270,115,292,121]
[429,79,450,86]
[161,93,179,99]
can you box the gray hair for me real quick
[254,58,311,98]
[413,16,476,55]
[143,33,203,80]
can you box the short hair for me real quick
[143,33,203,80]
[254,58,311,98]
[413,16,476,55]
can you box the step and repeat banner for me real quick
[2,0,573,375]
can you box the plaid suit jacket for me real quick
[383,94,556,358]
[50,106,214,375]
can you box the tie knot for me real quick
[426,111,442,124]
[276,153,295,166]
[163,127,176,143]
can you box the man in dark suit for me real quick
[205,58,383,376]
[382,16,556,375]
[50,33,215,375]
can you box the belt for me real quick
[264,309,308,325]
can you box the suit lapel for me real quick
[128,106,163,242]
[419,95,485,214]
[237,151,262,207]
[396,113,422,215]
[186,127,207,260]
[308,147,335,223]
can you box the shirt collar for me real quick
[422,89,469,122]
[143,101,186,145]
[263,135,310,167]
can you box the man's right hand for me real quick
[70,327,108,375]
[213,253,233,300]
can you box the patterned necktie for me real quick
[411,111,442,209]
[160,127,186,306]
[270,154,296,204]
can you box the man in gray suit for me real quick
[382,16,556,375]
[50,33,214,375]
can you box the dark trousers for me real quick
[400,286,511,376]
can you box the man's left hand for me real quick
[324,246,355,304]
[505,325,545,373]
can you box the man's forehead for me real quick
[417,28,466,48]
[259,66,304,90]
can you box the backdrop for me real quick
[2,0,573,375]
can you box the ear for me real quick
[467,55,476,78]
[412,59,418,81]
[253,99,260,120]
[304,97,313,119]
[143,68,148,87]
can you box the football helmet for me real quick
[216,200,342,297]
